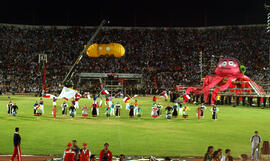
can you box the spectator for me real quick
[164,157,171,161]
[203,146,214,161]
[240,154,248,161]
[72,140,80,161]
[99,143,112,161]
[79,142,91,161]
[221,149,232,161]
[0,24,269,93]
[119,154,125,161]
[90,155,96,161]
[212,151,220,161]
[63,142,75,161]
[218,149,225,161]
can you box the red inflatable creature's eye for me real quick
[228,61,235,66]
[221,61,227,67]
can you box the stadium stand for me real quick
[0,24,269,94]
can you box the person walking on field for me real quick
[10,127,22,161]
[99,143,112,161]
[250,131,261,160]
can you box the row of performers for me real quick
[32,100,219,120]
[160,103,219,120]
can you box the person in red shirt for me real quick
[52,105,57,119]
[153,96,157,103]
[10,127,22,161]
[63,142,75,161]
[99,143,112,161]
[79,142,91,161]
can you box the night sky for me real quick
[0,0,268,27]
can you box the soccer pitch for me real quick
[0,95,270,157]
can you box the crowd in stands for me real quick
[0,24,270,94]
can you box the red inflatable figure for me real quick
[185,58,263,105]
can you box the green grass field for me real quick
[0,95,270,158]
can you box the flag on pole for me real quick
[101,89,109,95]
[58,87,77,100]
[42,94,57,99]
[84,92,91,99]
[75,93,82,98]
[123,96,131,103]
[117,92,123,97]
[162,91,168,99]
[99,97,103,107]
[183,93,190,103]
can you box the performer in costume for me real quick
[197,106,201,119]
[79,142,91,161]
[82,105,89,119]
[93,95,98,104]
[182,105,189,120]
[105,97,109,106]
[69,104,76,118]
[110,102,115,116]
[165,105,173,119]
[137,106,143,120]
[33,101,38,115]
[211,105,219,120]
[63,142,75,161]
[53,97,57,106]
[108,95,113,108]
[115,102,122,117]
[129,103,135,118]
[151,105,158,119]
[153,96,157,103]
[61,101,68,116]
[11,103,18,117]
[172,103,178,118]
[52,105,57,119]
[74,96,80,109]
[105,106,111,118]
[35,104,42,117]
[39,98,44,114]
[7,101,13,115]
[90,103,99,117]
[71,98,75,108]
[157,103,163,116]
[134,100,138,115]
[98,98,103,115]
[200,103,207,118]
[125,99,130,110]
[178,103,183,116]
[85,92,91,99]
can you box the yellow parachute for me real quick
[86,43,125,58]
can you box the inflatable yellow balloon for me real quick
[86,43,125,58]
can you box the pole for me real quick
[62,20,108,86]
[42,63,47,91]
[200,51,203,79]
